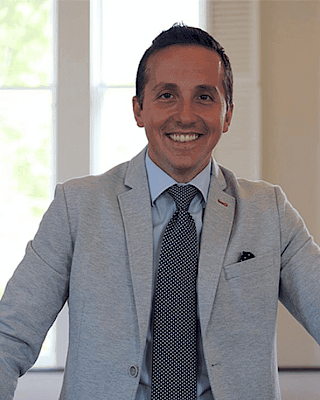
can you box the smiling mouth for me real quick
[167,133,201,142]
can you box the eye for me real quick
[199,94,213,101]
[159,92,174,99]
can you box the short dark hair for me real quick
[135,23,233,110]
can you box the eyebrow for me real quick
[151,82,219,95]
[196,85,219,95]
[151,82,179,93]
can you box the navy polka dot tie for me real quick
[151,184,199,399]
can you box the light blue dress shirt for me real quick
[135,152,214,400]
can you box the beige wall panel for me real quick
[261,0,320,241]
[261,0,320,367]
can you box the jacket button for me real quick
[128,365,139,378]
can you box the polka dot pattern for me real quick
[151,184,199,400]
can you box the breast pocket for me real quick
[223,253,275,280]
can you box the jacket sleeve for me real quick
[277,185,320,345]
[0,184,72,399]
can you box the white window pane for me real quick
[0,90,55,367]
[0,90,53,291]
[102,0,200,86]
[95,88,147,173]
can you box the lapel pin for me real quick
[218,199,228,207]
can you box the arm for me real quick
[0,184,72,398]
[277,186,320,344]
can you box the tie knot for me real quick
[167,184,199,211]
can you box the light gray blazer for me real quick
[0,147,320,400]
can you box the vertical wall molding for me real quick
[57,0,90,183]
[55,0,91,369]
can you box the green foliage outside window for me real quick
[0,0,52,86]
[0,0,53,219]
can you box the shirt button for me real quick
[128,365,139,378]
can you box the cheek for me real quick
[202,114,223,132]
[144,112,166,131]
[144,124,164,146]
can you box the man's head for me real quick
[135,23,233,112]
[133,24,234,183]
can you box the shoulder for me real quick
[59,161,130,201]
[45,162,131,224]
[59,146,148,198]
[218,164,282,203]
[217,164,302,230]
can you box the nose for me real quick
[174,99,197,124]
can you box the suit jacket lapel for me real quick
[117,147,154,347]
[198,165,235,336]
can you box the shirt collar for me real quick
[145,151,213,206]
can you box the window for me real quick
[0,0,56,368]
[91,0,203,174]
[1,0,91,372]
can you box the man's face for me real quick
[133,45,233,183]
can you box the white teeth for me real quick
[169,134,199,142]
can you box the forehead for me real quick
[146,45,223,88]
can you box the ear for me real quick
[132,96,145,128]
[223,102,234,133]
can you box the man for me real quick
[0,23,319,400]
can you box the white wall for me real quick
[207,0,320,368]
